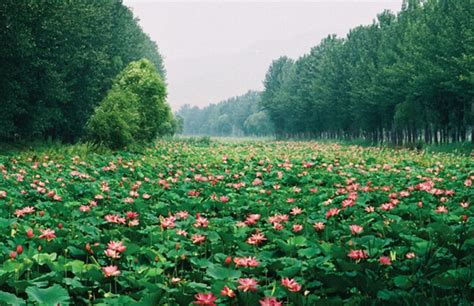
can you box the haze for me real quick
[123,0,402,110]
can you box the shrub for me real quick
[86,59,174,148]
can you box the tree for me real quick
[0,0,166,142]
[177,91,273,137]
[86,59,174,148]
[244,111,274,136]
[260,0,472,144]
[85,89,140,149]
[260,57,294,135]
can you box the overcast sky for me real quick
[123,0,402,110]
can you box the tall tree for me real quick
[0,0,167,142]
[260,0,473,144]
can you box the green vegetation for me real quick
[0,140,472,304]
[260,0,473,144]
[177,91,274,137]
[1,0,472,303]
[86,59,174,148]
[0,0,168,143]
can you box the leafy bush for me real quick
[86,90,140,149]
[86,59,174,148]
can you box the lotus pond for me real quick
[0,140,472,305]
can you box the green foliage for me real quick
[177,91,274,137]
[0,0,166,142]
[86,59,174,148]
[0,140,472,304]
[244,111,275,136]
[86,88,140,149]
[26,285,70,305]
[260,0,473,145]
[0,291,25,306]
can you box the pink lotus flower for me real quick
[220,286,235,297]
[101,182,110,192]
[259,297,283,306]
[194,213,209,228]
[435,206,448,214]
[175,210,189,219]
[342,199,354,208]
[107,240,126,253]
[292,224,303,232]
[39,228,56,241]
[399,191,410,197]
[0,190,6,198]
[245,214,261,225]
[15,209,26,218]
[193,292,217,306]
[380,203,395,211]
[237,278,258,292]
[273,222,283,230]
[126,211,139,219]
[219,196,229,203]
[405,252,416,259]
[80,205,90,212]
[188,190,200,197]
[347,249,368,260]
[234,256,259,268]
[247,231,267,245]
[23,206,35,214]
[379,256,392,266]
[176,229,188,236]
[325,208,340,219]
[290,207,303,215]
[161,216,176,229]
[268,214,288,224]
[281,277,301,292]
[349,225,363,235]
[365,206,375,213]
[102,265,120,277]
[15,206,35,218]
[465,179,472,187]
[104,249,121,259]
[313,222,325,231]
[105,214,126,224]
[245,256,260,267]
[128,219,139,227]
[191,234,206,244]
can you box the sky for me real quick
[123,0,402,110]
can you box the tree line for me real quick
[177,91,274,137]
[0,0,170,143]
[261,0,473,144]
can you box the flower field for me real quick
[0,140,472,305]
